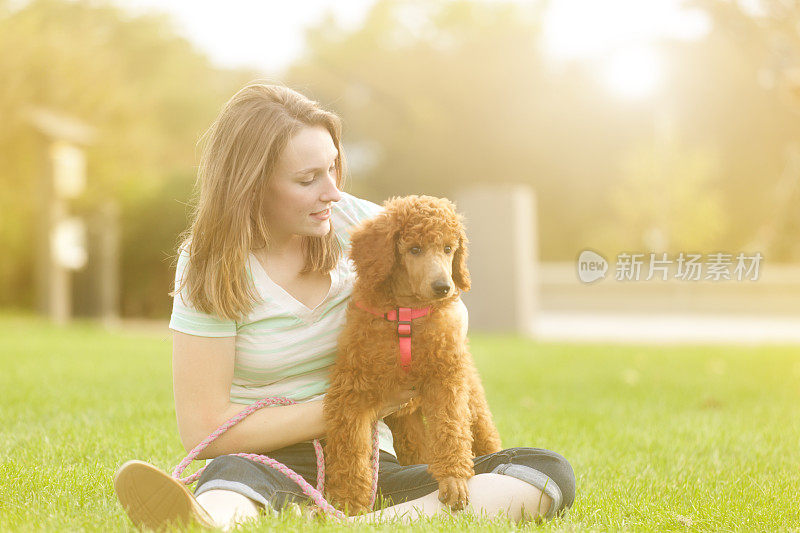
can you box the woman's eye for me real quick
[444,246,452,254]
[410,246,421,255]
[300,177,315,186]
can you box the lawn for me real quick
[1,312,799,531]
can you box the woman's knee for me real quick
[504,448,575,511]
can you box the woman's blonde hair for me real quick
[172,83,346,321]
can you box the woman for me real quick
[114,83,576,530]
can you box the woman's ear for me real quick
[453,228,471,292]
[349,212,399,293]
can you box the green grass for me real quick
[1,312,799,531]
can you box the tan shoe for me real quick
[114,460,216,531]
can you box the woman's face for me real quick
[263,125,342,246]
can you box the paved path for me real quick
[533,312,800,345]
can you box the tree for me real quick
[0,0,255,315]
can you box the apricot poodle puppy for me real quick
[322,195,502,515]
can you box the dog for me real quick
[322,195,502,515]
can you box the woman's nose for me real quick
[321,174,342,202]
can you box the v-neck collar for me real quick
[248,252,338,321]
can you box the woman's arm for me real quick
[172,331,415,459]
[172,331,328,459]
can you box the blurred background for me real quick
[1,0,798,343]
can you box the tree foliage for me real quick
[288,0,800,261]
[1,0,798,318]
[0,0,255,315]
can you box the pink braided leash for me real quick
[170,396,381,521]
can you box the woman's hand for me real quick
[378,386,418,418]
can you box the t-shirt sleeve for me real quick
[331,192,384,252]
[168,245,237,337]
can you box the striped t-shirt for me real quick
[168,192,397,456]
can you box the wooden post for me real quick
[28,108,95,324]
[98,201,120,327]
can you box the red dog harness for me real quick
[354,301,431,372]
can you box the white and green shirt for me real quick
[168,192,396,456]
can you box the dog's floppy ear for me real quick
[453,223,471,292]
[349,211,400,293]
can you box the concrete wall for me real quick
[455,185,538,335]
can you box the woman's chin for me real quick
[305,221,331,237]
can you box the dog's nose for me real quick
[432,280,451,296]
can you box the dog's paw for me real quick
[327,494,370,517]
[437,476,470,510]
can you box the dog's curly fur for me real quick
[322,195,502,515]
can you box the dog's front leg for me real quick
[384,406,428,465]
[322,390,378,516]
[421,383,474,511]
[466,363,503,456]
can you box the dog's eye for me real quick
[410,246,421,255]
[444,246,453,254]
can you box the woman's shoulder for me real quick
[333,192,383,220]
[169,237,238,336]
[331,192,384,244]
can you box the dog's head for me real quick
[349,195,470,303]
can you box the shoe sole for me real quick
[114,460,216,531]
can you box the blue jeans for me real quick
[194,441,576,518]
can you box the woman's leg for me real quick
[349,472,551,524]
[190,446,575,526]
[191,443,324,527]
[487,447,577,512]
[362,447,575,524]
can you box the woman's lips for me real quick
[311,208,331,220]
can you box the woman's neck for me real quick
[255,234,303,262]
